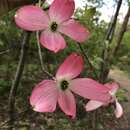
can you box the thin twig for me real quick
[78,43,98,80]
[38,0,42,6]
[0,49,10,55]
[0,108,29,128]
[36,31,54,79]
[36,0,54,79]
[8,31,31,130]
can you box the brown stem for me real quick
[7,1,48,129]
[8,31,31,130]
[36,0,54,79]
[36,31,54,79]
[78,43,98,80]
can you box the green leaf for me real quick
[84,7,96,19]
[18,127,28,130]
[0,40,4,46]
[128,1,130,6]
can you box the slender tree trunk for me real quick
[99,0,123,83]
[105,0,123,42]
[113,6,130,56]
[100,5,130,83]
[0,0,37,17]
[8,32,31,130]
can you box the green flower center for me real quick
[60,80,69,91]
[50,22,58,32]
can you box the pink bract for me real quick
[85,83,123,118]
[15,0,90,52]
[30,53,111,118]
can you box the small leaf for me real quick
[84,7,96,19]
[128,1,130,6]
[0,40,4,46]
[18,127,28,130]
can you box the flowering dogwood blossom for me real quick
[85,83,123,118]
[30,53,111,118]
[15,0,90,52]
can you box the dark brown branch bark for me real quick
[0,0,38,17]
[99,0,122,83]
[105,0,123,42]
[113,6,130,56]
[8,31,31,130]
[7,1,48,129]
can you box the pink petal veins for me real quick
[115,100,123,118]
[59,19,90,42]
[30,80,58,112]
[85,100,104,111]
[49,0,75,23]
[70,78,111,102]
[40,30,66,53]
[56,53,83,80]
[15,5,49,31]
[58,90,76,118]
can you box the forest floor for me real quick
[108,68,130,130]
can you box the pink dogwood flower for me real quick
[85,83,123,118]
[30,53,111,118]
[15,0,90,52]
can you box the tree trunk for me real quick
[0,0,37,17]
[101,6,130,83]
[113,6,130,56]
[99,0,122,83]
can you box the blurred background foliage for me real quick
[0,0,129,129]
